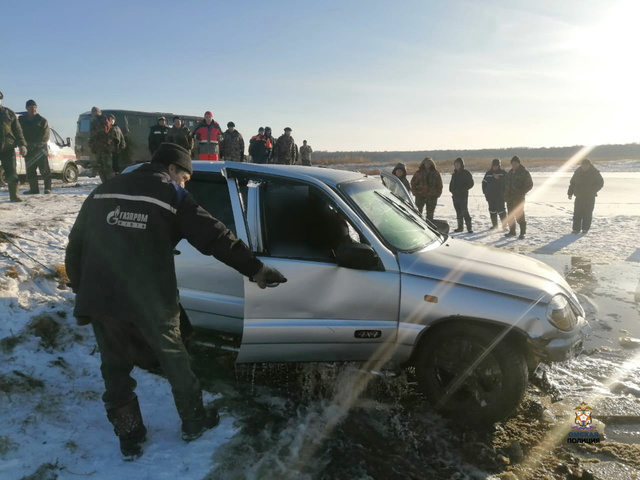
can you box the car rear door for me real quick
[228,172,402,364]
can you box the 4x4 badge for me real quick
[354,330,382,339]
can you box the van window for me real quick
[185,174,236,235]
[78,118,91,133]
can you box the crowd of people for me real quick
[144,111,314,167]
[395,155,604,237]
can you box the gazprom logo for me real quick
[106,206,148,230]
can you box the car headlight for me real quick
[546,294,578,331]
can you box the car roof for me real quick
[194,161,368,187]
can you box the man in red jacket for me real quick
[193,111,223,160]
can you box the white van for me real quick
[0,128,79,185]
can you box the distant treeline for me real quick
[314,143,640,165]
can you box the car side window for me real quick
[185,174,236,235]
[262,180,359,262]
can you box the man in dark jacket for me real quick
[19,99,52,194]
[449,157,474,233]
[481,158,507,230]
[89,107,114,183]
[148,116,168,157]
[219,121,245,161]
[248,127,269,164]
[392,162,411,193]
[0,91,28,202]
[410,157,443,220]
[568,158,604,234]
[504,155,533,239]
[65,143,286,460]
[166,116,194,155]
[107,114,127,173]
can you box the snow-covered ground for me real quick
[1,160,639,479]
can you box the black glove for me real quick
[251,264,287,289]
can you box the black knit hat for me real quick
[151,143,193,175]
[492,158,501,166]
[227,121,235,127]
[26,99,37,108]
[511,156,521,164]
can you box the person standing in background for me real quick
[272,127,296,164]
[107,114,127,173]
[263,126,275,163]
[299,140,313,166]
[392,162,411,193]
[0,91,28,202]
[20,99,52,194]
[504,155,533,239]
[482,158,507,231]
[193,111,223,161]
[248,127,269,164]
[89,106,114,183]
[449,157,474,233]
[166,116,194,156]
[410,157,443,220]
[568,158,604,234]
[219,121,245,162]
[148,116,169,157]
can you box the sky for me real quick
[1,0,639,151]
[1,164,640,478]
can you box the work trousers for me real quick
[25,147,52,191]
[573,196,596,232]
[0,147,18,185]
[90,311,200,411]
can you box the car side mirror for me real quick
[66,137,72,147]
[336,243,379,270]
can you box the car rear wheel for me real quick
[415,324,528,426]
[62,163,79,183]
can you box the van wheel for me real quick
[415,324,528,426]
[62,163,79,183]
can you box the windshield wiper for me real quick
[374,191,424,228]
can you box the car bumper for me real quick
[529,321,591,362]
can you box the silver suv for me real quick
[175,162,588,425]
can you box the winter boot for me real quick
[8,183,22,203]
[175,392,220,442]
[44,176,52,194]
[489,213,498,230]
[499,213,508,232]
[453,218,464,233]
[504,223,516,237]
[465,216,473,233]
[518,222,527,239]
[106,397,147,460]
[23,175,39,194]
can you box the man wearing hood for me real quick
[449,157,474,233]
[504,155,533,239]
[482,158,507,231]
[568,158,604,234]
[410,157,443,220]
[392,163,411,193]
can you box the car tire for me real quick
[415,324,528,426]
[62,163,79,183]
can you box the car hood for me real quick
[398,238,574,303]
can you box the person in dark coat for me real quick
[0,91,28,202]
[568,158,604,234]
[392,162,411,193]
[503,155,533,239]
[166,116,194,155]
[19,99,52,194]
[410,157,443,220]
[107,114,127,173]
[65,143,286,460]
[147,116,168,157]
[481,158,507,230]
[449,157,474,233]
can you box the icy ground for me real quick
[0,160,639,479]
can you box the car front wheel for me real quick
[415,324,528,426]
[62,163,79,183]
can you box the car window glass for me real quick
[262,180,360,262]
[50,128,64,146]
[185,174,236,235]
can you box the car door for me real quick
[231,174,402,364]
[380,171,417,211]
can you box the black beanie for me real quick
[492,158,501,167]
[151,143,193,175]
[511,155,521,164]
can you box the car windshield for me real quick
[340,178,442,251]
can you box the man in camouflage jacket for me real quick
[219,122,245,161]
[166,116,194,156]
[0,91,28,202]
[272,127,296,164]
